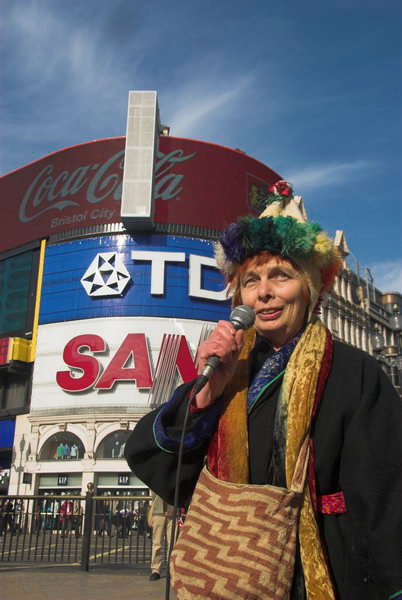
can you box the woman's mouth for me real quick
[256,307,284,321]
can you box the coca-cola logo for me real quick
[18,148,196,223]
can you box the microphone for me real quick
[193,305,255,394]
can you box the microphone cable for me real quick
[165,386,198,600]
[164,306,255,600]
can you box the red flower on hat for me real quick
[268,180,293,197]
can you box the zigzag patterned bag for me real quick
[170,437,309,600]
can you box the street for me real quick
[0,564,177,600]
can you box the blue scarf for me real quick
[247,334,301,412]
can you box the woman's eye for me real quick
[243,277,257,286]
[275,272,290,279]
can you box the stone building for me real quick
[323,230,401,393]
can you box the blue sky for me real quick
[1,0,401,291]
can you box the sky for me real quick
[1,0,401,291]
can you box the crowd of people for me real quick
[0,497,84,537]
[0,495,175,543]
[95,499,153,538]
[0,498,24,535]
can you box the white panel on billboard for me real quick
[30,317,214,413]
[121,91,160,229]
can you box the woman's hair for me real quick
[228,251,310,307]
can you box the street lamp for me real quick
[371,324,385,353]
[389,304,402,337]
[371,305,402,394]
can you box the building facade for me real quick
[1,92,400,498]
[323,232,402,390]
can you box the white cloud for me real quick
[15,4,153,93]
[1,1,262,171]
[3,1,262,169]
[371,259,402,293]
[0,1,152,171]
[165,72,256,137]
[285,160,375,190]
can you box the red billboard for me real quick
[0,137,280,254]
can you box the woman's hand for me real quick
[193,320,244,409]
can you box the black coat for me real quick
[125,341,402,600]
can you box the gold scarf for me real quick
[211,317,336,599]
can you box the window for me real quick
[39,432,85,461]
[96,430,131,459]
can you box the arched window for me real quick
[96,430,131,459]
[39,432,85,461]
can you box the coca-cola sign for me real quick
[0,137,280,254]
[18,151,124,223]
[18,147,197,224]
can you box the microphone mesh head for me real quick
[229,305,255,330]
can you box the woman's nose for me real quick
[257,279,273,300]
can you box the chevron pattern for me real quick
[171,466,303,600]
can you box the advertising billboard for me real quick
[39,234,231,324]
[0,137,280,253]
[31,316,214,412]
[31,233,232,412]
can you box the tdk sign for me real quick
[40,234,231,325]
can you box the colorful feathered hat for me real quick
[214,180,342,319]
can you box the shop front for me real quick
[37,473,82,496]
[96,473,148,497]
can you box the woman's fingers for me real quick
[194,324,244,408]
[198,321,241,363]
[196,321,244,379]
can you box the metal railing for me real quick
[0,494,163,570]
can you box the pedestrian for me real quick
[59,498,73,537]
[125,180,402,599]
[96,500,111,536]
[4,499,14,534]
[12,499,24,535]
[33,501,42,534]
[136,501,149,537]
[148,493,174,581]
[72,501,83,537]
[0,499,7,535]
[119,505,132,538]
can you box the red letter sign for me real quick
[95,334,152,390]
[56,334,105,392]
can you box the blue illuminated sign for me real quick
[40,235,231,324]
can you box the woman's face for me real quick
[239,255,309,349]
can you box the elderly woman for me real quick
[125,182,402,600]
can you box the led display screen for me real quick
[0,244,39,338]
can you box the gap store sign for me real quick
[40,234,231,325]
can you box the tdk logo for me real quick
[81,252,131,297]
[81,249,229,301]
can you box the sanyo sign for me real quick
[31,318,213,410]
